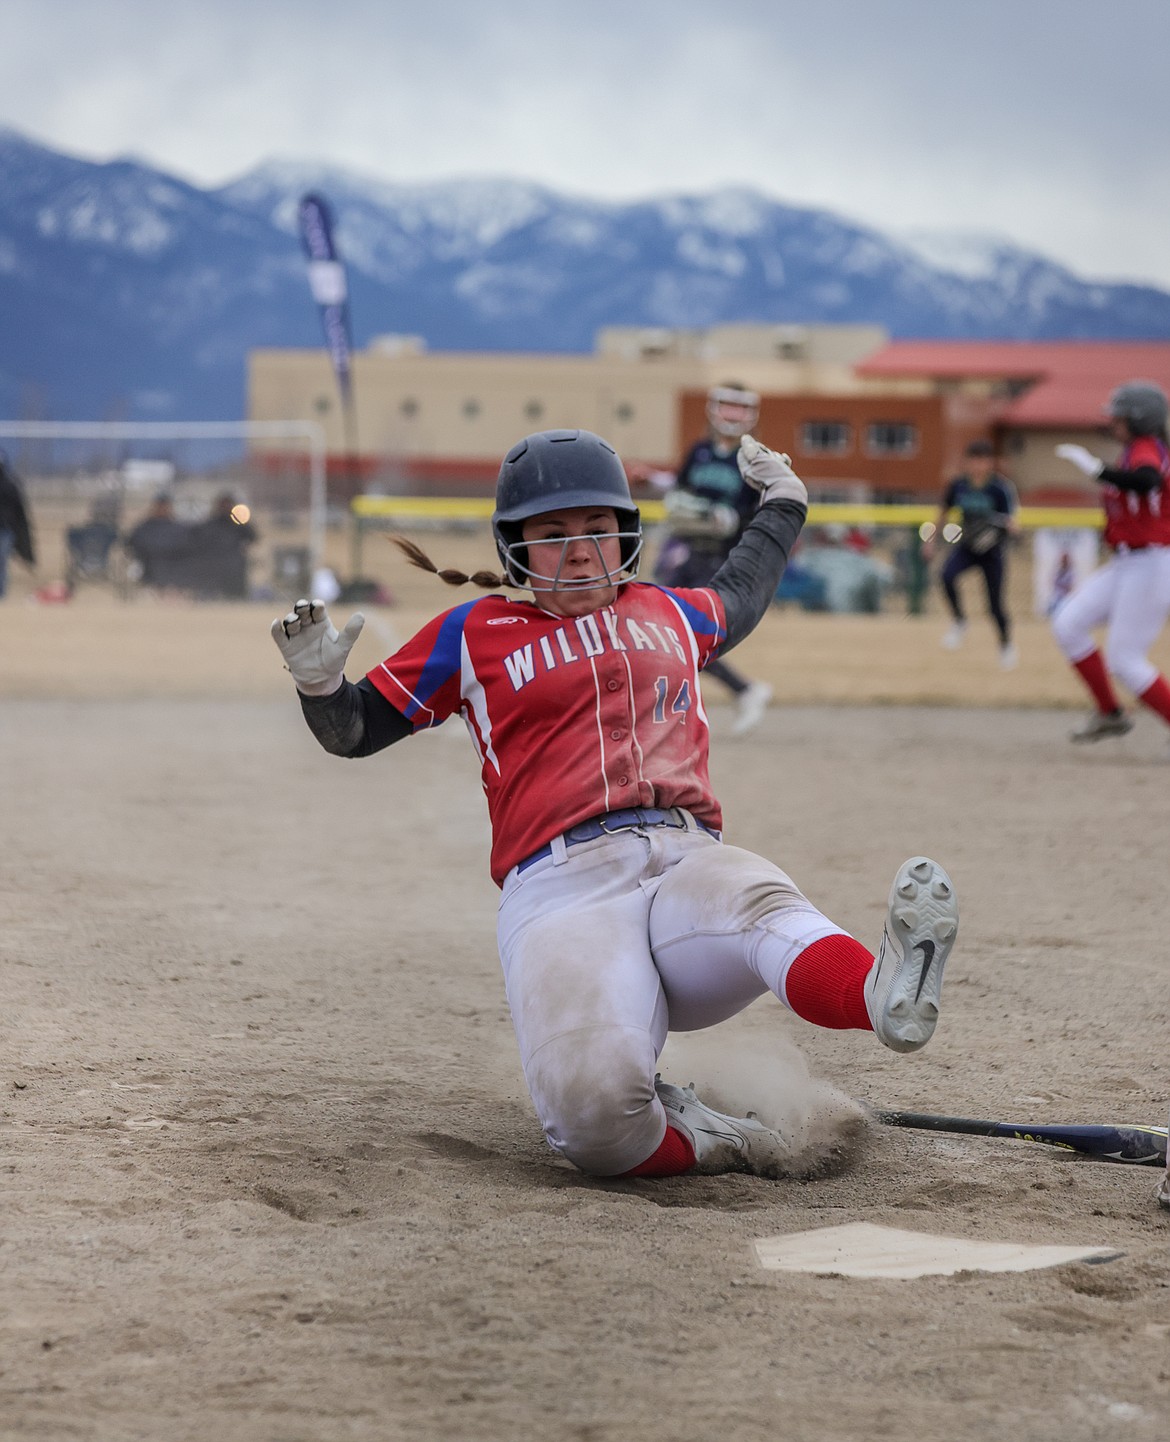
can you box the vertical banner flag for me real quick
[297,192,352,406]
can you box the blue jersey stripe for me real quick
[406,597,480,721]
[655,586,725,641]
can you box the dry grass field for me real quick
[3,527,1170,1441]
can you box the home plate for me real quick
[754,1223,1122,1279]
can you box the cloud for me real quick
[2,0,1169,286]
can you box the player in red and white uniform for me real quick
[1052,380,1170,744]
[272,429,960,1179]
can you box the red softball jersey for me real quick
[366,583,728,884]
[1102,436,1170,549]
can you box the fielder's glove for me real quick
[737,435,809,506]
[271,598,365,696]
[963,518,1007,555]
[1055,443,1104,478]
[663,488,740,538]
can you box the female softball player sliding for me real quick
[271,429,960,1179]
[1052,380,1170,745]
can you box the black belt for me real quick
[516,807,719,873]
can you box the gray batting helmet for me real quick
[1106,380,1169,436]
[493,429,642,587]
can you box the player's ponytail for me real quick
[389,534,515,589]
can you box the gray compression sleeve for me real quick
[297,676,412,757]
[709,498,807,650]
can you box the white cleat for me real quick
[731,681,773,736]
[941,621,968,650]
[1157,1173,1170,1212]
[655,1077,792,1177]
[864,857,959,1054]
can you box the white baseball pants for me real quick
[496,822,846,1176]
[1051,547,1170,695]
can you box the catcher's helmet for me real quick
[1106,380,1169,436]
[492,429,642,587]
[706,381,760,439]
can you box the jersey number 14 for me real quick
[653,676,693,722]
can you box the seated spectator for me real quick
[188,491,260,599]
[126,492,192,591]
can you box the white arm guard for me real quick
[270,598,366,696]
[737,435,808,506]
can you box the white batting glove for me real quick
[737,435,808,506]
[270,598,365,696]
[1055,443,1104,478]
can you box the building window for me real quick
[800,420,852,455]
[524,399,544,421]
[399,397,418,418]
[614,402,635,423]
[462,398,481,420]
[865,422,918,457]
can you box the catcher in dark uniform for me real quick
[922,439,1019,669]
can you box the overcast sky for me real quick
[4,0,1169,289]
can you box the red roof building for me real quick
[856,341,1170,501]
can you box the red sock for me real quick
[620,1124,696,1177]
[1138,675,1170,726]
[1073,650,1121,714]
[784,932,875,1031]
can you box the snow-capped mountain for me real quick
[2,128,1169,422]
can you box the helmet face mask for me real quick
[493,430,642,588]
[1106,380,1169,437]
[706,383,760,439]
[497,524,643,591]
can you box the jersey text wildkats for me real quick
[502,613,689,691]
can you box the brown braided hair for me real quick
[388,533,516,589]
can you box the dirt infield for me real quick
[3,582,1170,1441]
